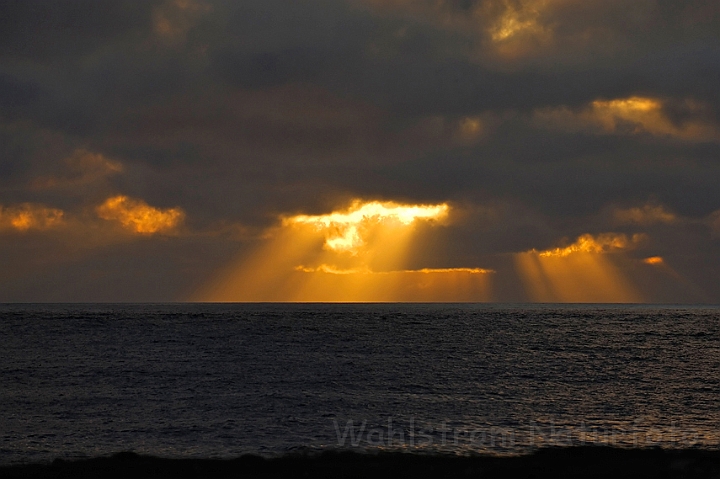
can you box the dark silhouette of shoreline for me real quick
[2,447,720,478]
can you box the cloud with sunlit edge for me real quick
[534,96,720,141]
[643,256,665,265]
[284,200,449,254]
[195,199,494,302]
[0,203,65,232]
[534,233,646,258]
[296,264,494,275]
[514,233,646,303]
[96,196,185,235]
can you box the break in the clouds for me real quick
[0,0,719,302]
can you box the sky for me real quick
[1,0,719,302]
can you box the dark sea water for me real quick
[2,303,720,465]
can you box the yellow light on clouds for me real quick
[296,264,494,275]
[535,96,720,141]
[590,97,665,134]
[490,9,544,42]
[285,200,448,253]
[643,256,664,265]
[515,233,643,303]
[537,233,643,258]
[593,97,660,112]
[194,199,494,302]
[97,195,184,234]
[0,203,65,232]
[486,0,553,59]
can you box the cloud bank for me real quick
[1,0,719,301]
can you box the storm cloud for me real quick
[1,0,719,302]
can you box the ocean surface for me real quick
[2,303,720,465]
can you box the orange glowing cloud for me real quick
[534,96,720,141]
[96,195,184,234]
[643,256,664,265]
[194,199,494,302]
[590,97,671,135]
[359,1,713,65]
[535,233,644,257]
[515,233,643,302]
[489,1,549,43]
[284,200,449,254]
[358,0,554,57]
[0,203,65,232]
[403,267,493,274]
[296,264,494,275]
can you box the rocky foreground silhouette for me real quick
[2,447,720,478]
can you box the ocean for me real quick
[2,303,720,465]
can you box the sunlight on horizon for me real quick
[193,199,494,302]
[515,233,643,303]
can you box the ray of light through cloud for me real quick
[514,233,644,303]
[1,0,719,301]
[194,199,494,302]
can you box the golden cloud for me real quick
[515,232,646,302]
[643,256,664,265]
[0,203,65,232]
[196,199,495,301]
[359,1,720,64]
[295,264,372,275]
[408,267,494,274]
[296,264,494,275]
[284,199,449,254]
[489,0,550,43]
[534,232,645,257]
[96,196,185,235]
[534,96,720,141]
[355,0,587,61]
[357,0,551,38]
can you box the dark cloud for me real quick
[0,0,719,301]
[0,0,156,60]
[0,74,41,116]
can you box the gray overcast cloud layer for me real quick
[1,0,720,302]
